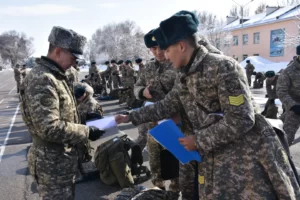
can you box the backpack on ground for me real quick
[94,133,151,188]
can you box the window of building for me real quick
[253,54,259,56]
[233,36,238,46]
[243,34,248,45]
[254,32,260,44]
[243,54,248,60]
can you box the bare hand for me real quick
[115,115,130,124]
[178,135,197,151]
[143,86,152,99]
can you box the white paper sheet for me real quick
[86,116,117,130]
[144,101,154,106]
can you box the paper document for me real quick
[144,101,154,107]
[86,116,117,130]
[149,119,201,164]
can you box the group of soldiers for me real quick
[13,63,27,93]
[16,9,300,200]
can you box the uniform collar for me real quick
[37,56,67,77]
[181,45,208,74]
[293,56,300,70]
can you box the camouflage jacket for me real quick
[134,59,177,102]
[77,83,104,124]
[277,57,300,111]
[14,68,21,81]
[245,63,255,74]
[266,75,278,100]
[89,65,99,75]
[129,46,299,199]
[66,66,79,92]
[20,68,27,79]
[20,56,89,148]
[111,64,119,75]
[137,63,145,78]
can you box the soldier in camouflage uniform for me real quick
[133,29,180,198]
[74,82,104,124]
[66,65,79,93]
[123,60,136,107]
[261,71,279,119]
[245,60,255,87]
[101,61,111,93]
[118,60,125,86]
[135,58,146,78]
[19,64,28,92]
[14,64,22,93]
[20,26,104,199]
[110,59,120,89]
[277,46,300,146]
[116,11,300,200]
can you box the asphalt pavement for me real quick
[0,69,299,200]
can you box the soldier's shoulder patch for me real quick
[228,94,244,106]
[40,94,55,108]
[276,147,289,165]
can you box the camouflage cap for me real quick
[48,26,87,59]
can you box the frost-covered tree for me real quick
[0,31,34,67]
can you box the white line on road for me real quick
[0,104,20,163]
[0,99,3,104]
[8,86,16,94]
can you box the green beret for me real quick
[48,26,87,59]
[297,45,300,55]
[135,58,142,64]
[117,60,123,65]
[104,61,110,65]
[157,10,199,50]
[74,86,86,99]
[144,29,158,48]
[91,61,96,65]
[125,60,132,65]
[111,59,116,64]
[265,71,275,78]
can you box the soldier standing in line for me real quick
[110,59,119,89]
[117,60,125,86]
[123,60,136,107]
[261,71,279,119]
[277,45,300,146]
[14,64,22,93]
[245,60,255,87]
[20,26,105,199]
[135,58,145,79]
[116,11,300,199]
[132,29,180,199]
[101,61,111,93]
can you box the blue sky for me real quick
[0,0,279,57]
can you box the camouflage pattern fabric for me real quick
[133,59,179,193]
[255,72,265,88]
[20,56,89,199]
[135,123,149,150]
[245,63,255,86]
[277,57,300,145]
[66,66,79,93]
[129,46,300,199]
[111,63,119,89]
[137,63,146,78]
[14,67,22,91]
[266,75,278,99]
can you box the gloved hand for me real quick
[88,126,105,141]
[290,105,300,115]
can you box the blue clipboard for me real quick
[149,119,201,164]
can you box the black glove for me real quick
[88,126,105,141]
[290,105,300,115]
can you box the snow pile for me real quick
[239,56,288,73]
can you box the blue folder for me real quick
[149,120,201,164]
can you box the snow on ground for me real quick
[239,56,289,73]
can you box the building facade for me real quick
[224,5,300,62]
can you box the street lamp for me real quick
[232,0,254,28]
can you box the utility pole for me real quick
[231,0,254,60]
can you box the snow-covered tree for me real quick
[0,31,34,67]
[86,21,150,62]
[195,11,233,55]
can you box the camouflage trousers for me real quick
[27,146,77,200]
[15,80,21,91]
[179,161,197,200]
[111,75,119,89]
[246,74,252,86]
[135,123,149,150]
[283,110,300,145]
[147,134,179,193]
